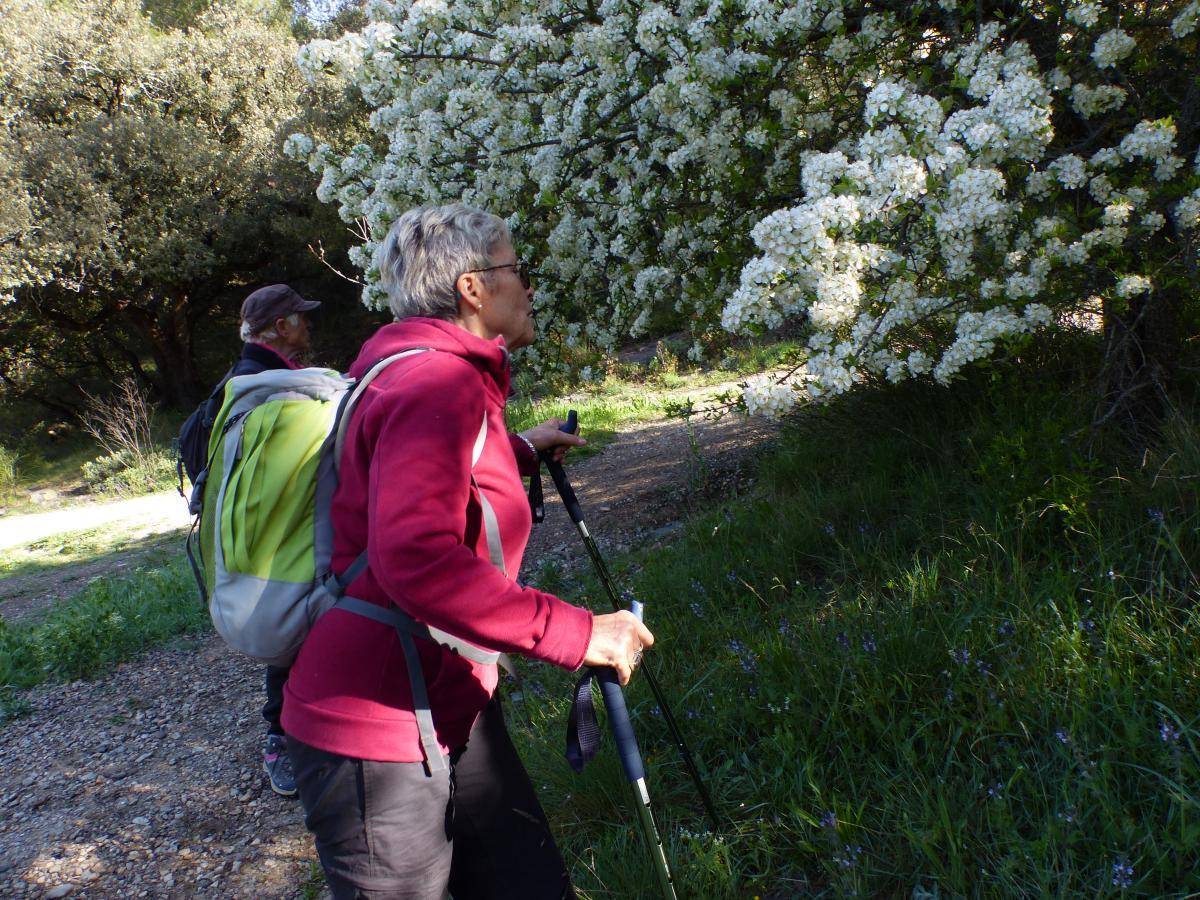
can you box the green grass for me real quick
[510,350,1200,897]
[0,406,185,512]
[507,391,666,460]
[0,525,184,581]
[506,337,802,460]
[0,556,205,721]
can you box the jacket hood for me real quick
[349,318,512,395]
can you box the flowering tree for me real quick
[291,0,1199,421]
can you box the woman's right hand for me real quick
[582,610,655,685]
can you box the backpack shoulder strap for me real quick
[333,348,432,469]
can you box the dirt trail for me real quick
[0,390,775,899]
[0,491,190,553]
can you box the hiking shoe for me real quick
[263,735,297,798]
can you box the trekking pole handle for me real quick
[596,669,645,783]
[596,598,647,784]
[540,410,585,526]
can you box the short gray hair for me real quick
[375,203,511,321]
[240,312,298,343]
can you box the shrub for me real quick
[79,447,176,495]
[0,444,17,494]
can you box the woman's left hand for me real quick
[520,418,586,463]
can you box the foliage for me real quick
[0,444,16,495]
[0,0,351,411]
[292,0,1199,423]
[0,557,205,721]
[78,448,178,496]
[74,375,179,493]
[511,350,1200,896]
[81,377,156,467]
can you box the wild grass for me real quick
[507,391,665,460]
[0,444,18,494]
[0,557,204,721]
[510,351,1200,897]
[0,524,184,581]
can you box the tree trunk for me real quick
[1100,284,1180,435]
[122,294,206,409]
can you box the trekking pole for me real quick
[597,599,678,900]
[540,412,722,831]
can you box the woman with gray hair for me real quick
[282,204,653,899]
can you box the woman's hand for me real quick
[582,610,655,685]
[520,417,586,463]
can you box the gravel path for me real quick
[0,389,775,899]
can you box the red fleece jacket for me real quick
[282,319,594,762]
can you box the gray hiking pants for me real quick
[288,696,575,900]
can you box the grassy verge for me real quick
[510,349,1200,897]
[507,337,800,458]
[0,524,183,581]
[0,556,205,721]
[507,391,666,460]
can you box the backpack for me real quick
[187,349,509,770]
[176,386,223,492]
[176,355,258,494]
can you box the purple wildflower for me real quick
[944,688,955,704]
[727,639,758,674]
[1159,720,1181,743]
[861,634,877,654]
[690,579,706,595]
[996,620,1015,639]
[986,781,1004,800]
[689,601,705,618]
[950,647,970,666]
[823,522,835,536]
[1146,507,1165,524]
[1055,728,1071,745]
[1111,859,1134,889]
[726,569,739,584]
[819,810,838,829]
[833,844,862,869]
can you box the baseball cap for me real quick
[240,284,321,333]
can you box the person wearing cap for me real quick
[237,283,321,364]
[197,283,321,797]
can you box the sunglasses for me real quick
[463,260,532,289]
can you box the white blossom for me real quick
[290,0,1197,415]
[1071,83,1126,118]
[1172,1,1200,38]
[1176,190,1200,229]
[1049,154,1088,189]
[1114,275,1152,298]
[1091,29,1136,68]
[1066,2,1102,29]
